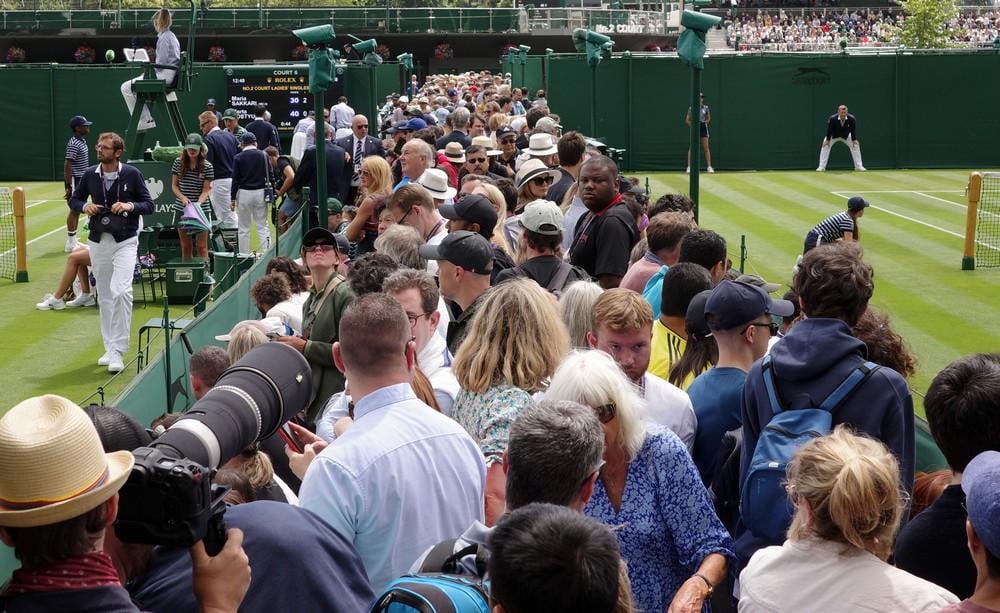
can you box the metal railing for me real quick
[0,5,676,35]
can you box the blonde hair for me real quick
[488,111,509,133]
[787,425,903,561]
[227,326,268,363]
[591,288,653,334]
[474,183,513,256]
[152,7,171,32]
[361,156,392,198]
[453,279,569,394]
[546,350,647,462]
[238,445,275,493]
[558,281,604,349]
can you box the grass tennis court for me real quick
[2,169,999,417]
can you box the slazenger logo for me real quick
[146,177,164,200]
[792,67,831,85]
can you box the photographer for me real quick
[85,405,375,613]
[69,132,154,374]
[0,395,250,613]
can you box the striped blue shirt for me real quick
[811,211,855,242]
[65,135,89,178]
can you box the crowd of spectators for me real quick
[8,66,1000,613]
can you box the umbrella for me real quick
[177,201,211,234]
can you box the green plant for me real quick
[897,0,959,49]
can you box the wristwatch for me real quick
[694,573,714,597]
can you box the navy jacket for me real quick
[735,317,914,563]
[825,113,858,140]
[293,142,349,206]
[129,501,374,613]
[69,163,154,242]
[245,118,281,153]
[204,128,239,179]
[231,147,272,196]
[2,586,140,613]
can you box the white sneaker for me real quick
[108,355,125,374]
[855,166,867,172]
[98,352,112,366]
[685,167,691,174]
[707,166,715,173]
[66,292,96,308]
[816,168,825,172]
[36,294,65,310]
[64,235,79,253]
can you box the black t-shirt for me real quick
[569,203,639,279]
[495,255,591,292]
[893,484,976,599]
[546,168,575,207]
[490,244,515,284]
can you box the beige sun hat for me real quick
[440,141,466,164]
[471,135,501,156]
[0,395,134,528]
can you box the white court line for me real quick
[0,226,65,259]
[847,190,964,194]
[830,191,1000,253]
[914,192,967,209]
[0,199,55,217]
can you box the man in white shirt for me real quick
[387,184,448,275]
[297,293,486,592]
[587,288,697,452]
[330,96,355,130]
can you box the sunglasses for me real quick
[303,243,336,253]
[531,176,554,187]
[593,402,617,424]
[745,322,779,337]
[357,124,369,129]
[500,138,515,145]
[467,157,487,164]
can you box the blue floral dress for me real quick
[585,426,734,613]
[452,384,534,466]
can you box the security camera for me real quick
[292,24,336,47]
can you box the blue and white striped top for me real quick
[65,135,89,178]
[810,211,855,242]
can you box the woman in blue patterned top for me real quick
[548,349,735,613]
[451,278,569,526]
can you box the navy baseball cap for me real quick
[388,121,411,134]
[418,231,493,275]
[239,131,257,145]
[405,117,428,131]
[447,88,458,97]
[69,115,92,128]
[963,450,1000,557]
[206,98,217,106]
[495,126,517,141]
[685,290,714,342]
[439,195,498,238]
[705,280,795,331]
[333,233,351,259]
[848,196,870,211]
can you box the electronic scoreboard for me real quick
[223,64,344,132]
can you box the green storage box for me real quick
[211,251,256,297]
[165,257,209,305]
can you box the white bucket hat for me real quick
[526,132,558,157]
[416,168,457,201]
[471,135,501,156]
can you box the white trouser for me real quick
[818,137,864,170]
[210,178,238,225]
[119,68,177,131]
[89,234,138,357]
[236,188,270,253]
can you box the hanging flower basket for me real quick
[292,44,308,61]
[208,45,226,63]
[74,45,96,64]
[433,42,454,60]
[5,46,26,63]
[375,44,391,60]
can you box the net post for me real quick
[13,187,28,282]
[963,172,981,271]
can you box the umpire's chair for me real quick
[124,49,193,159]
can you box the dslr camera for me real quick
[114,343,312,554]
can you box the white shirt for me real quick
[331,102,355,130]
[424,225,448,276]
[418,331,460,416]
[739,538,958,613]
[299,383,486,592]
[562,195,588,254]
[641,373,698,453]
[265,299,303,335]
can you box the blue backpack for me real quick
[740,355,879,543]
[369,540,490,613]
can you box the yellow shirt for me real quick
[650,319,694,388]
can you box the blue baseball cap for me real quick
[963,450,1000,556]
[705,280,795,331]
[405,117,428,131]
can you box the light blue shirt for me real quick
[642,264,670,317]
[299,382,487,592]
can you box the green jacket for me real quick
[301,275,354,427]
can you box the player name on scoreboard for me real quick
[224,65,310,132]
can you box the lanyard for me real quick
[426,219,446,242]
[100,163,122,208]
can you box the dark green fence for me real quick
[0,61,400,181]
[546,51,1000,171]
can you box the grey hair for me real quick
[506,399,606,509]
[405,139,435,164]
[374,224,427,271]
[558,281,604,350]
[546,350,647,462]
[450,106,471,131]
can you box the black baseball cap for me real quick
[439,195,498,239]
[302,227,337,247]
[705,280,795,331]
[333,233,351,258]
[847,196,870,211]
[495,126,517,141]
[418,231,493,275]
[239,131,257,145]
[69,115,92,128]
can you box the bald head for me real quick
[351,114,370,140]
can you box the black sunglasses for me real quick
[531,176,554,187]
[593,402,617,424]
[745,322,779,337]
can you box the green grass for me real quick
[645,169,1000,416]
[3,170,1000,419]
[0,182,272,415]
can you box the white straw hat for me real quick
[471,135,501,156]
[416,168,457,201]
[526,133,558,157]
[0,395,134,528]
